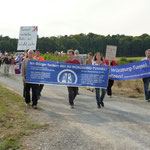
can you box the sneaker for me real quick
[32,105,38,109]
[101,102,104,107]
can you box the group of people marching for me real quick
[20,49,116,109]
[1,48,150,109]
[66,49,116,109]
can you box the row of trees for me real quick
[0,33,150,57]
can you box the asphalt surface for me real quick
[0,66,150,150]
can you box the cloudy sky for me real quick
[0,0,150,38]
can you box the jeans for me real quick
[67,87,78,105]
[143,77,150,100]
[95,88,106,104]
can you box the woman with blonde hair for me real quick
[92,52,106,108]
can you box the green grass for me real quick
[0,85,48,150]
[116,57,144,65]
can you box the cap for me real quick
[74,49,79,53]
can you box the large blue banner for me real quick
[109,60,150,80]
[26,60,109,88]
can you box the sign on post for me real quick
[17,26,38,51]
[105,45,117,60]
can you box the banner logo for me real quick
[57,69,77,84]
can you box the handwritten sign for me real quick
[105,45,117,60]
[17,26,38,50]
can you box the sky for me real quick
[0,0,150,38]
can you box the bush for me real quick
[117,57,140,65]
[41,53,68,62]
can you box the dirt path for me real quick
[0,66,150,150]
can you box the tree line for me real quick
[0,33,150,57]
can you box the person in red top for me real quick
[105,59,117,98]
[65,49,80,108]
[34,49,45,98]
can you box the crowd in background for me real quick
[0,50,25,75]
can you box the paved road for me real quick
[0,66,150,150]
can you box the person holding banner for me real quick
[142,49,150,102]
[22,50,28,99]
[105,59,117,98]
[21,50,39,109]
[34,49,45,98]
[65,49,80,108]
[92,52,106,108]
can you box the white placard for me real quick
[17,26,38,50]
[105,45,117,60]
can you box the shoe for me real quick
[70,104,74,109]
[101,102,104,107]
[26,103,31,106]
[109,95,112,98]
[97,103,101,108]
[148,100,150,102]
[32,105,38,109]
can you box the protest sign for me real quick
[105,45,117,60]
[17,26,38,50]
[26,61,109,88]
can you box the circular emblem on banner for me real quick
[57,69,77,84]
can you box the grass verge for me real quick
[0,85,48,150]
[112,79,145,99]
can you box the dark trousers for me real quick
[107,79,114,96]
[23,83,26,98]
[0,60,1,67]
[67,87,78,105]
[38,84,44,96]
[25,83,39,106]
